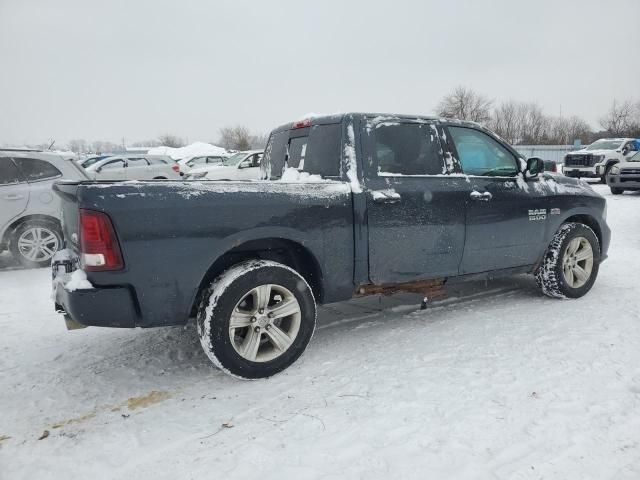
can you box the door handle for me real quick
[3,194,25,201]
[470,191,492,201]
[372,190,401,204]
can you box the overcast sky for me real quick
[1,0,638,146]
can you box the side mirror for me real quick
[526,157,544,178]
[238,160,251,169]
[95,167,102,173]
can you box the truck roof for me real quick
[270,112,482,134]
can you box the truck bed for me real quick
[53,180,355,327]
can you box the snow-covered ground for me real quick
[1,184,639,479]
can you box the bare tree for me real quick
[157,134,185,148]
[436,86,493,123]
[599,99,637,136]
[248,133,268,149]
[68,139,88,153]
[131,139,162,148]
[218,125,251,150]
[90,140,120,154]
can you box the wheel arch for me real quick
[190,237,324,317]
[562,214,602,253]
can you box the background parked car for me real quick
[177,155,228,175]
[564,138,639,182]
[84,155,180,180]
[1,150,88,267]
[80,154,114,169]
[606,150,640,195]
[542,159,558,173]
[184,150,263,180]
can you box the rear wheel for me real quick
[197,260,317,379]
[535,223,600,299]
[10,220,62,268]
[610,187,624,195]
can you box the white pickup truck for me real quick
[563,138,639,182]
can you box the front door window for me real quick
[448,127,519,177]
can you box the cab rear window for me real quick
[262,123,342,179]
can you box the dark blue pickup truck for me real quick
[52,113,610,378]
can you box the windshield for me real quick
[585,140,623,151]
[223,152,247,166]
[81,156,106,168]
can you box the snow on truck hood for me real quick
[569,149,613,156]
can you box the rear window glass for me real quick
[13,158,62,182]
[148,157,168,165]
[262,124,342,179]
[0,157,23,185]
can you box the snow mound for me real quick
[280,168,325,183]
[64,269,93,292]
[147,142,228,161]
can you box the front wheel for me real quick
[610,187,624,195]
[535,223,600,299]
[197,260,317,379]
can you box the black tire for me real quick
[197,259,316,379]
[601,163,616,184]
[10,219,62,268]
[610,187,624,195]
[535,222,600,299]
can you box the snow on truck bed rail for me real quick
[85,178,351,200]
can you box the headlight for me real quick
[594,155,605,162]
[610,165,620,175]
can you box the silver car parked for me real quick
[84,155,180,180]
[0,149,88,268]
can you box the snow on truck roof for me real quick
[271,113,479,134]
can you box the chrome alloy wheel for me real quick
[17,226,59,263]
[229,284,302,362]
[562,236,594,289]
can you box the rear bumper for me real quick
[54,282,137,328]
[52,259,138,328]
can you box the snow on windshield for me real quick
[585,140,623,151]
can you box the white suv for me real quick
[563,138,639,182]
[1,150,88,268]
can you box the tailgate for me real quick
[52,181,82,253]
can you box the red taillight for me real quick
[292,119,311,129]
[171,164,179,172]
[79,209,123,271]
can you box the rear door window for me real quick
[0,157,24,185]
[373,123,444,175]
[101,159,125,170]
[12,158,62,182]
[262,123,341,179]
[127,158,149,167]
